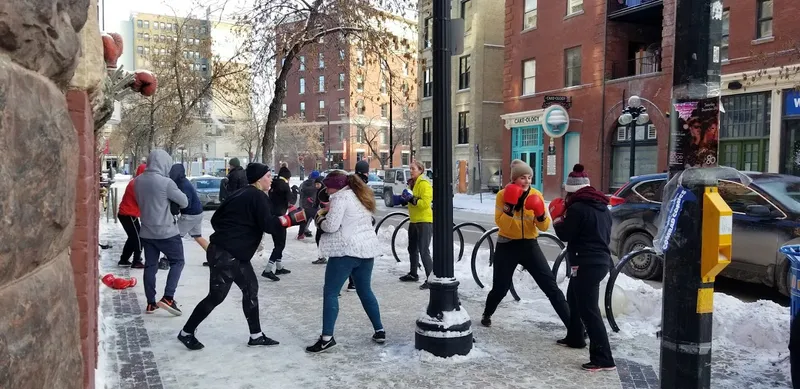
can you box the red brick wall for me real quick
[67,90,99,389]
[722,0,800,75]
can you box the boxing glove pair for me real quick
[502,184,546,220]
[102,274,137,290]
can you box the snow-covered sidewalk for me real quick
[97,214,792,389]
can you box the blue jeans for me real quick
[323,256,383,336]
[141,235,185,304]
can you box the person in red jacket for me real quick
[118,164,146,268]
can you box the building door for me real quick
[511,126,544,191]
[781,118,800,176]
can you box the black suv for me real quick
[610,172,800,295]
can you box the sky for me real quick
[101,0,252,29]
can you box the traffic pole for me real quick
[414,0,472,357]
[660,1,726,388]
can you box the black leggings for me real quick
[565,264,614,367]
[183,244,261,334]
[269,227,287,262]
[483,239,570,327]
[119,215,142,262]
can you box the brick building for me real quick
[277,14,418,174]
[502,0,799,199]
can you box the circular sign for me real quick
[542,105,570,138]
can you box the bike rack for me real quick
[390,217,465,263]
[375,212,410,234]
[604,247,659,333]
[453,222,491,262]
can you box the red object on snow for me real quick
[102,273,137,289]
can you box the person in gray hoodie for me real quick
[135,149,189,316]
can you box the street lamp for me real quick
[618,95,650,179]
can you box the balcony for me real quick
[609,52,662,80]
[608,0,663,24]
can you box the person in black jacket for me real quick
[225,158,248,194]
[551,164,615,372]
[177,163,305,350]
[296,170,321,240]
[262,166,293,281]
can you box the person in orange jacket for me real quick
[117,164,147,268]
[481,159,570,330]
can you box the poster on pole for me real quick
[669,97,720,172]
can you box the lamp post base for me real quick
[414,278,473,358]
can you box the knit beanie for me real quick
[245,162,270,184]
[510,159,533,181]
[229,157,241,168]
[309,170,320,180]
[565,164,590,193]
[278,166,291,180]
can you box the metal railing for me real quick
[609,54,661,80]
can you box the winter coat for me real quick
[407,174,433,224]
[299,178,318,210]
[494,187,551,240]
[269,167,292,215]
[118,164,147,217]
[169,164,203,215]
[134,150,189,239]
[318,187,382,259]
[553,186,613,267]
[210,185,284,261]
[226,166,248,194]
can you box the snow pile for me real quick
[712,294,789,350]
[95,284,112,389]
[417,306,471,328]
[418,347,490,364]
[452,193,496,214]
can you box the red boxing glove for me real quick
[132,70,158,97]
[524,193,546,219]
[101,33,123,69]
[502,184,525,216]
[549,198,567,224]
[101,274,116,287]
[279,206,307,227]
[111,277,137,289]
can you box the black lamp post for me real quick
[414,0,472,357]
[618,95,650,179]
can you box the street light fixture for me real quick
[618,95,649,179]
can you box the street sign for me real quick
[542,95,572,109]
[450,18,465,56]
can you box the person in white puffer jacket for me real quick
[306,170,385,353]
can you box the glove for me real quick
[502,184,525,216]
[401,189,417,205]
[549,198,567,224]
[392,194,407,207]
[279,206,307,227]
[170,201,180,216]
[101,274,116,288]
[111,277,137,289]
[315,210,327,227]
[132,70,158,96]
[101,32,123,70]
[524,193,547,221]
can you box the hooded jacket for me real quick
[169,164,203,215]
[134,150,189,239]
[226,165,248,194]
[269,166,292,215]
[553,186,613,267]
[118,164,147,217]
[299,177,318,210]
[407,174,433,223]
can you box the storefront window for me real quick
[609,124,658,190]
[719,92,770,171]
[781,119,800,176]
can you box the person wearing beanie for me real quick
[178,163,306,351]
[297,170,322,240]
[262,165,294,281]
[355,160,370,183]
[482,159,570,332]
[225,157,248,194]
[549,163,615,372]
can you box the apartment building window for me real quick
[357,99,365,115]
[458,55,470,90]
[137,46,143,54]
[756,0,773,39]
[201,63,207,71]
[319,130,325,144]
[356,50,365,66]
[339,98,346,115]
[381,104,388,118]
[567,0,583,15]
[137,20,143,28]
[161,22,166,29]
[166,23,172,30]
[300,102,306,118]
[357,75,364,92]
[380,131,387,145]
[401,153,410,166]
[357,151,365,161]
[319,75,325,92]
[144,21,149,29]
[137,32,143,39]
[402,62,409,76]
[338,125,345,140]
[143,47,150,55]
[721,9,730,61]
[281,103,287,118]
[457,111,469,144]
[423,66,433,98]
[339,49,345,61]
[564,46,582,87]
[523,0,537,30]
[143,33,150,40]
[318,100,325,116]
[422,117,432,147]
[299,78,305,94]
[381,78,387,94]
[154,22,159,30]
[460,0,471,19]
[357,128,365,143]
[423,17,432,48]
[523,59,536,95]
[299,56,305,71]
[319,52,325,68]
[338,73,345,90]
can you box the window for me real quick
[458,55,470,89]
[356,50,364,66]
[458,111,469,144]
[523,0,537,30]
[299,56,305,71]
[319,130,325,144]
[319,52,325,68]
[281,104,287,117]
[357,99,365,115]
[338,73,345,90]
[300,102,306,118]
[137,20,143,28]
[161,22,166,29]
[522,59,536,95]
[356,75,364,92]
[381,104,388,118]
[357,128,365,143]
[380,78,387,94]
[719,92,771,171]
[159,48,165,55]
[567,0,583,15]
[166,23,172,30]
[319,35,324,43]
[143,47,149,55]
[380,131,387,145]
[137,46,143,54]
[357,151,365,161]
[154,22,159,30]
[318,100,325,116]
[718,180,776,214]
[632,180,665,203]
[756,0,773,39]
[402,153,410,166]
[721,9,730,61]
[319,75,325,92]
[144,21,149,29]
[423,66,432,98]
[338,125,345,140]
[564,46,582,87]
[422,117,432,147]
[339,98,346,115]
[299,78,305,94]
[143,33,149,40]
[339,49,345,61]
[460,0,471,19]
[402,62,409,76]
[423,17,432,48]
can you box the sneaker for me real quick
[556,338,587,349]
[131,261,145,269]
[312,258,327,264]
[157,297,182,316]
[145,303,159,314]
[347,283,356,292]
[261,271,280,281]
[177,332,204,350]
[480,315,491,327]
[248,333,280,347]
[419,281,430,290]
[118,258,132,267]
[304,231,313,237]
[296,235,305,241]
[399,274,419,282]
[275,268,291,275]
[202,262,210,267]
[306,336,337,353]
[372,331,386,344]
[158,258,170,270]
[581,363,616,372]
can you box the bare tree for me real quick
[275,114,326,166]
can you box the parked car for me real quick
[383,168,435,207]
[366,173,384,197]
[488,170,503,193]
[190,176,224,210]
[610,172,800,295]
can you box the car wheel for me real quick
[621,232,662,280]
[777,258,792,297]
[384,188,394,207]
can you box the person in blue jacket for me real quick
[169,163,210,266]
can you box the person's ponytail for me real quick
[347,174,377,212]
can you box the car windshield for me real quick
[193,179,221,189]
[757,177,800,214]
[368,174,381,182]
